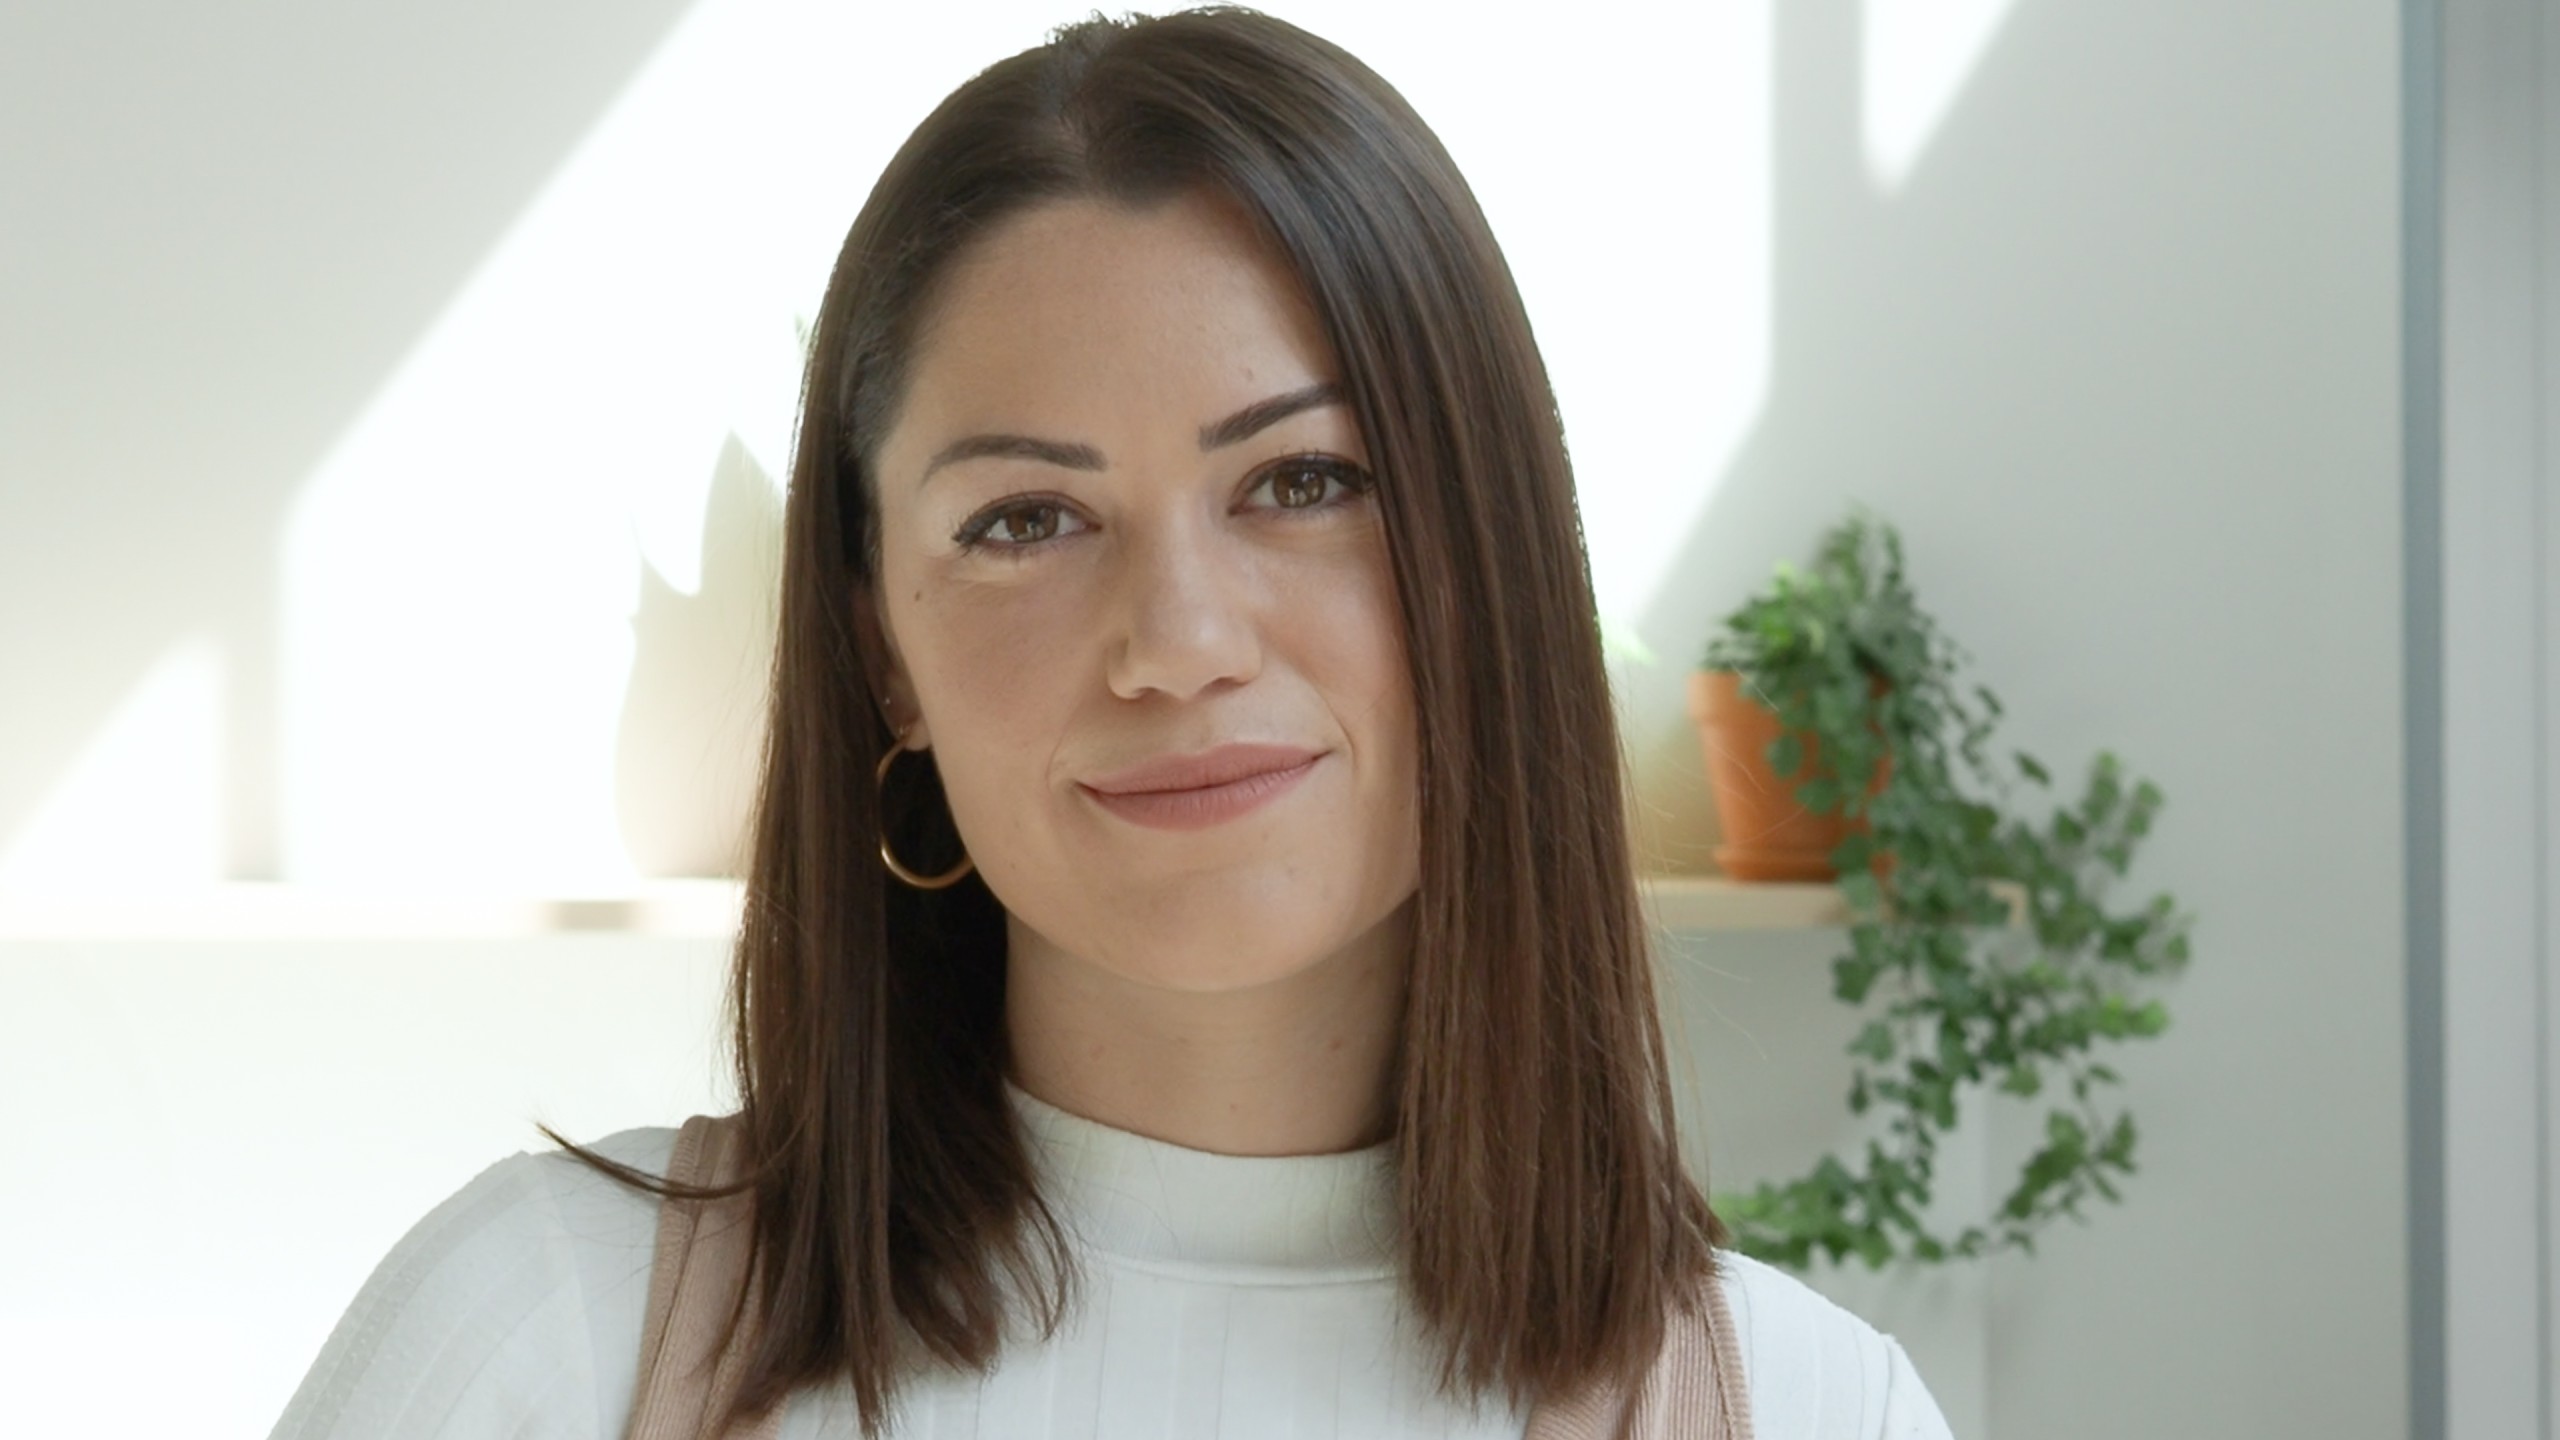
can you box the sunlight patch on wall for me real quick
[1258,0,1774,658]
[0,639,222,895]
[277,0,1063,889]
[1862,0,2020,191]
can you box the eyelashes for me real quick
[949,454,1376,556]
[956,498,1083,551]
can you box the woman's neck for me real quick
[1001,897,1413,1157]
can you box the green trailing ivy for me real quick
[1699,504,2194,1271]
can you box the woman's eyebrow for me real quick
[920,434,1104,487]
[1197,380,1344,450]
[918,381,1347,489]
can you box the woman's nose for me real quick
[1104,516,1262,702]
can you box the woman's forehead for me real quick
[885,193,1346,468]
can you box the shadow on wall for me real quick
[1623,0,2270,875]
[0,0,701,880]
[615,435,783,878]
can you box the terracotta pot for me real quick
[1686,668,1896,884]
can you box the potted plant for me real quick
[1695,503,2195,1269]
[1688,619,1894,884]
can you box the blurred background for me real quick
[2,0,2535,1436]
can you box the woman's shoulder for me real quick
[1709,1249,1954,1439]
[1711,1246,1885,1345]
[392,1122,686,1291]
[267,1123,687,1439]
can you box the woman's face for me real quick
[866,190,1421,995]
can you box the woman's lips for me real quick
[1078,745,1323,831]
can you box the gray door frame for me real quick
[2415,2,2559,1437]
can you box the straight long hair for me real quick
[550,8,1726,1435]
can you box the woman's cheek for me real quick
[1289,540,1405,690]
[912,573,1092,726]
[908,582,1082,874]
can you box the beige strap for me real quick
[1520,1261,1755,1440]
[627,1113,1750,1440]
[624,1114,781,1440]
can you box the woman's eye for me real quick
[1254,458,1372,510]
[991,504,1063,543]
[955,500,1085,552]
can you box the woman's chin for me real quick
[1091,921,1351,994]
[991,852,1417,994]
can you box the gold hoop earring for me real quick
[875,737,975,890]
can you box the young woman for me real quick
[271,9,1951,1438]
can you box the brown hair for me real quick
[548,6,1725,1435]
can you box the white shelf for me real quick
[0,875,2024,941]
[1640,873,2028,933]
[1642,873,1861,932]
[0,880,748,941]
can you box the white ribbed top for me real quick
[269,1085,1951,1439]
[1003,1080,1402,1273]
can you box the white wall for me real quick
[0,1,2408,1437]
[1626,4,2408,1438]
[0,0,703,885]
[0,938,736,1439]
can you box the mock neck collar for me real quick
[1004,1078,1399,1278]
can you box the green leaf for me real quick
[1833,949,1884,1004]
[1832,831,1874,870]
[2099,1114,2139,1166]
[1849,1020,1897,1062]
[1600,614,1662,667]
[1854,1229,1894,1269]
[1767,734,1804,779]
[2046,1111,2088,1151]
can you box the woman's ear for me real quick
[852,579,930,748]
